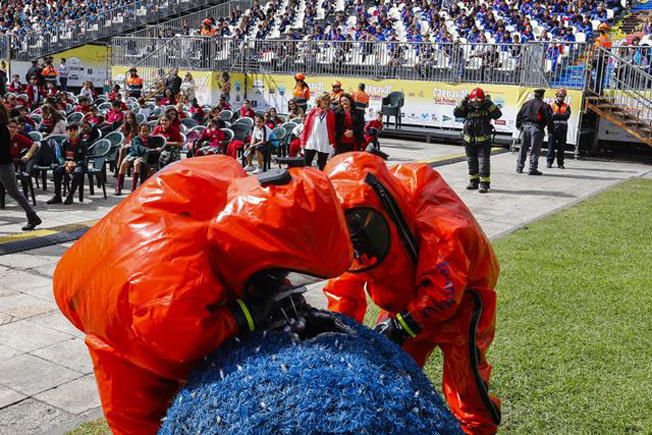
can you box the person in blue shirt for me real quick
[564,27,577,42]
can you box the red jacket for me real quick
[26,84,45,107]
[301,108,335,147]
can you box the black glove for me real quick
[373,312,422,345]
[229,297,278,334]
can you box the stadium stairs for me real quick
[585,48,652,147]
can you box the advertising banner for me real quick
[244,74,583,144]
[12,44,110,89]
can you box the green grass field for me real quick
[69,178,652,434]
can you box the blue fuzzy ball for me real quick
[160,312,461,434]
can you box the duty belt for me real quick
[463,134,491,143]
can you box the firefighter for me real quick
[453,87,502,193]
[330,80,344,108]
[53,157,353,434]
[293,73,310,114]
[593,23,612,95]
[351,83,370,119]
[516,89,554,175]
[323,152,501,435]
[547,88,571,169]
[125,67,144,98]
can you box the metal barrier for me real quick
[113,37,592,89]
[130,0,252,37]
[7,0,227,60]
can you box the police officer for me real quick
[126,67,144,98]
[547,88,571,169]
[351,83,370,119]
[454,87,502,193]
[515,89,553,175]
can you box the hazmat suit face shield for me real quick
[469,97,483,109]
[345,207,391,273]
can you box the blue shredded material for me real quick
[160,313,462,434]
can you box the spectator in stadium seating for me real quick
[58,59,69,93]
[334,94,364,155]
[165,108,182,131]
[108,84,121,101]
[84,106,104,127]
[1,111,42,231]
[45,82,58,99]
[137,98,153,119]
[80,120,101,146]
[288,112,305,158]
[79,81,95,102]
[8,75,23,94]
[189,99,205,123]
[194,119,225,155]
[267,107,283,126]
[47,123,87,205]
[287,99,304,121]
[364,112,384,150]
[302,92,335,170]
[217,96,232,111]
[158,88,176,106]
[74,97,92,115]
[25,60,42,85]
[101,100,126,134]
[26,76,45,109]
[7,117,39,168]
[180,72,196,101]
[293,74,310,114]
[152,114,183,147]
[244,114,272,174]
[239,100,256,119]
[41,106,66,138]
[175,103,187,120]
[115,124,158,195]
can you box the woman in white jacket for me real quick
[301,92,335,170]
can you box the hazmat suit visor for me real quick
[346,207,391,273]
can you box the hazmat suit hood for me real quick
[54,156,352,379]
[325,152,418,309]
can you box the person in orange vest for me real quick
[547,88,571,169]
[41,58,58,87]
[126,68,144,98]
[293,73,310,114]
[351,83,370,119]
[330,80,344,108]
[593,23,612,95]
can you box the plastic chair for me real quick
[30,114,42,124]
[148,120,159,130]
[67,112,84,124]
[85,139,112,199]
[31,135,66,191]
[381,91,405,128]
[135,113,146,125]
[181,118,198,129]
[233,117,254,130]
[98,102,113,112]
[219,110,233,122]
[28,131,43,142]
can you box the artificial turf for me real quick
[69,178,652,434]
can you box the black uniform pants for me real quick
[465,141,491,184]
[547,132,566,166]
[53,165,84,197]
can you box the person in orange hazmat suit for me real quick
[53,156,353,434]
[323,152,501,435]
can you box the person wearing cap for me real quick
[454,87,502,193]
[593,23,612,95]
[351,83,370,120]
[515,89,554,175]
[293,73,310,114]
[126,68,144,98]
[547,89,571,169]
[330,81,344,108]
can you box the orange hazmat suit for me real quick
[323,153,501,435]
[53,156,352,434]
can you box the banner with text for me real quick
[243,74,583,144]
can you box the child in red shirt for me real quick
[195,120,225,155]
[364,112,384,150]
